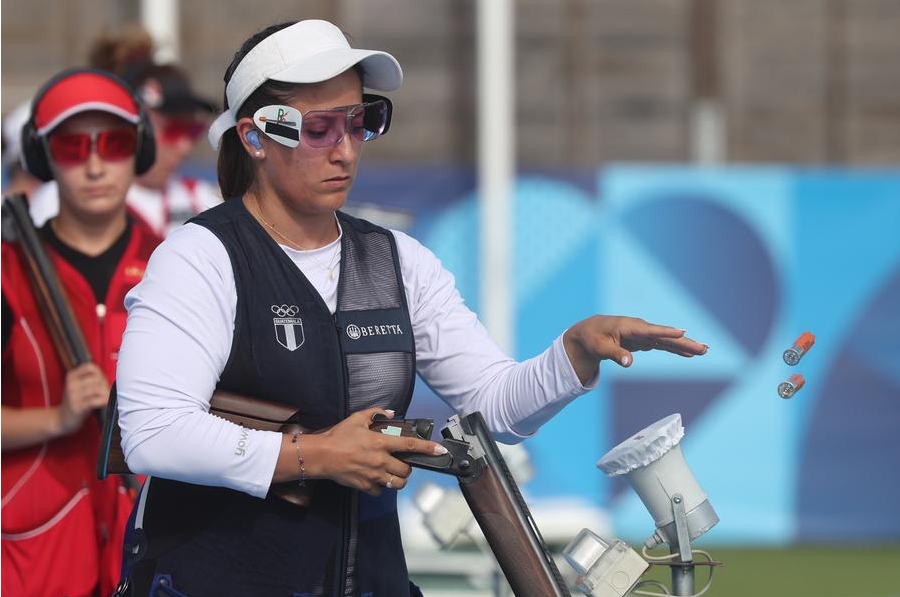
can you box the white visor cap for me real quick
[208,19,403,150]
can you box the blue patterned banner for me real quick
[405,165,900,545]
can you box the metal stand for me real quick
[669,494,695,596]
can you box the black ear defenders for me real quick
[246,130,262,150]
[20,67,156,182]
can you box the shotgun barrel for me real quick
[1,193,92,368]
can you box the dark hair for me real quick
[88,23,154,74]
[217,22,297,199]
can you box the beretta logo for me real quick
[345,323,404,340]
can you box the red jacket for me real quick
[1,220,160,597]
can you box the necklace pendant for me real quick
[327,267,335,281]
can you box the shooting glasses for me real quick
[252,94,392,150]
[46,127,138,166]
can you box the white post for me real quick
[690,100,725,164]
[141,0,180,63]
[477,0,515,353]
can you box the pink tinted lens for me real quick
[300,101,388,148]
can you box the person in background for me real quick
[1,67,161,597]
[28,24,222,237]
[1,101,43,198]
[113,18,708,597]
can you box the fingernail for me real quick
[433,444,448,455]
[620,355,631,367]
[384,409,395,417]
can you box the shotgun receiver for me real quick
[402,412,572,597]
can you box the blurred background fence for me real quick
[5,0,900,167]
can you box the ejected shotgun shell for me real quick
[783,331,815,366]
[778,373,806,399]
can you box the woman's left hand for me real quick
[563,315,708,384]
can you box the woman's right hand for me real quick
[57,362,110,436]
[296,408,448,496]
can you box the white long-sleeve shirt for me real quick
[116,221,597,498]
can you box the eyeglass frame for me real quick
[249,93,392,150]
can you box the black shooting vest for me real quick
[135,199,416,597]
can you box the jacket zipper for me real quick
[96,303,107,336]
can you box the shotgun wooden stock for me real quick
[99,388,315,505]
[100,388,433,507]
[100,390,305,478]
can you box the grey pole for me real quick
[670,494,696,596]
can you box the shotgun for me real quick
[98,388,434,507]
[402,412,572,597]
[99,386,568,594]
[1,193,92,369]
[3,193,135,492]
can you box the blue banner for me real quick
[401,165,900,545]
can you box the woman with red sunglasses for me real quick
[27,26,222,239]
[1,68,161,597]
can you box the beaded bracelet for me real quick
[291,431,306,487]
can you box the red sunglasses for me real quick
[160,118,206,143]
[47,128,138,166]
